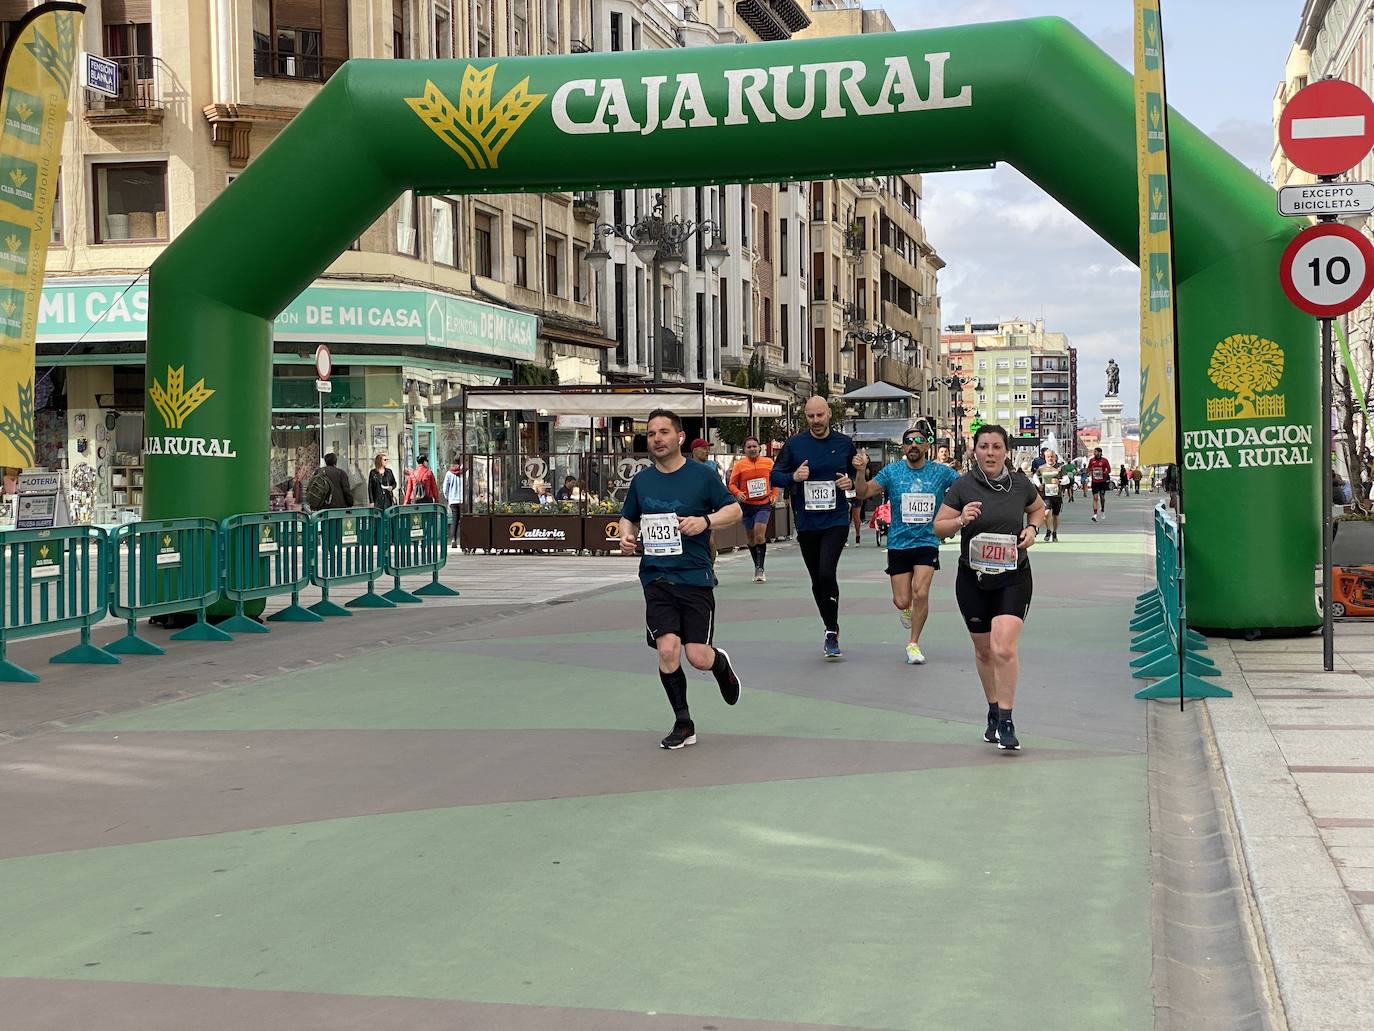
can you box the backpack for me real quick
[410,473,429,503]
[305,470,333,511]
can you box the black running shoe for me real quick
[983,712,999,744]
[660,720,697,749]
[713,647,741,706]
[997,718,1021,751]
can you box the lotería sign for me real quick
[1278,181,1374,217]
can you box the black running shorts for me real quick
[644,579,716,648]
[885,546,940,577]
[1045,495,1063,515]
[955,564,1033,633]
[1091,482,1109,494]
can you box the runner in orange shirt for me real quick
[728,436,776,582]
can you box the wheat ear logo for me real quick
[5,234,22,253]
[13,102,32,121]
[0,297,15,317]
[150,365,215,430]
[1206,334,1286,421]
[8,168,27,189]
[405,66,546,170]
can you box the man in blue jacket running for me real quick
[771,396,860,658]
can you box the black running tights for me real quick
[797,525,849,633]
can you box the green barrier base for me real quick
[170,619,233,642]
[0,657,40,682]
[50,641,120,665]
[309,598,352,617]
[220,613,270,634]
[414,578,459,598]
[1135,674,1233,700]
[267,601,324,623]
[1131,611,1164,631]
[382,576,422,604]
[1132,630,1169,653]
[106,631,166,656]
[1133,652,1221,679]
[346,588,396,609]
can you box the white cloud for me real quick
[924,166,1143,420]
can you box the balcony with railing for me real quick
[736,0,811,41]
[84,55,166,127]
[252,39,345,84]
[572,191,600,223]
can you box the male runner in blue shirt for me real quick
[856,419,960,665]
[771,395,859,658]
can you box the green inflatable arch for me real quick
[145,17,1316,632]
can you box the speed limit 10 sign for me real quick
[1278,222,1374,318]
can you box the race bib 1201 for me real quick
[640,513,683,556]
[969,532,1019,574]
[901,492,936,524]
[804,480,837,511]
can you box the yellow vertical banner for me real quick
[1134,0,1178,465]
[0,3,82,468]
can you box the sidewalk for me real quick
[1204,625,1374,1030]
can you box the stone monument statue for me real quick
[1105,359,1120,397]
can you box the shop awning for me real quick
[449,385,784,418]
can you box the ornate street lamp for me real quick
[932,372,980,462]
[583,192,726,381]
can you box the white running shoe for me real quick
[905,643,926,665]
[757,570,767,583]
[899,606,913,629]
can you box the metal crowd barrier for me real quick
[1129,501,1229,700]
[381,504,459,603]
[220,512,321,634]
[310,507,394,616]
[108,518,230,652]
[0,526,118,681]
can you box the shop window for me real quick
[253,0,349,81]
[92,161,168,243]
[431,196,458,267]
[512,223,529,287]
[475,209,495,279]
[395,190,418,257]
[544,233,562,296]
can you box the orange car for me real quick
[1331,565,1374,617]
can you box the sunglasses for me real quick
[903,436,934,445]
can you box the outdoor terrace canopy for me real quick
[448,383,786,419]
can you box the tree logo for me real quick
[1206,334,1285,421]
[405,66,546,171]
[149,365,215,429]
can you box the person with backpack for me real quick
[305,452,352,512]
[404,453,441,505]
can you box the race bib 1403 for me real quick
[901,492,936,524]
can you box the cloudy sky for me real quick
[882,0,1300,422]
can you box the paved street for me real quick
[0,489,1358,1029]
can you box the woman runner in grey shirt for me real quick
[933,424,1046,752]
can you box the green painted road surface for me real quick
[1,493,1159,1030]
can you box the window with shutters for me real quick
[512,224,529,287]
[252,0,350,82]
[395,190,418,257]
[430,197,458,268]
[100,1,153,89]
[475,210,495,279]
[545,234,562,297]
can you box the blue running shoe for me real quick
[823,631,843,659]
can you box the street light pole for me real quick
[650,250,662,382]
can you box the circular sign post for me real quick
[313,344,333,467]
[314,343,333,381]
[1278,222,1374,317]
[1279,79,1374,177]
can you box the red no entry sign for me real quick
[1280,79,1374,176]
[1279,222,1374,317]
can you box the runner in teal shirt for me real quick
[857,421,959,665]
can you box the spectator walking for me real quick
[306,452,353,512]
[404,454,441,505]
[442,459,464,547]
[1131,467,1143,494]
